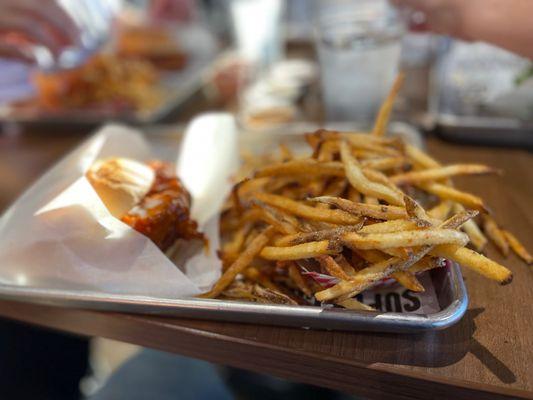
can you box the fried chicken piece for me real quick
[121,161,204,251]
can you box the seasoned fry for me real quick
[340,141,405,206]
[278,143,293,161]
[244,267,284,293]
[316,211,478,301]
[343,229,469,250]
[287,263,313,296]
[363,195,380,205]
[405,144,441,169]
[428,201,453,221]
[274,224,364,247]
[403,195,433,227]
[355,249,424,291]
[336,298,375,311]
[348,186,362,203]
[255,160,344,178]
[316,255,352,280]
[453,203,487,252]
[373,72,405,137]
[502,230,533,264]
[483,215,510,256]
[251,200,299,235]
[260,240,340,261]
[419,182,488,212]
[201,227,275,298]
[431,245,512,284]
[391,164,499,185]
[393,271,425,292]
[255,192,362,225]
[310,196,407,220]
[222,223,253,256]
[359,220,421,234]
[361,157,408,171]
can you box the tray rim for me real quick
[0,262,468,333]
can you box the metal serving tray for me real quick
[428,38,533,148]
[0,31,218,126]
[0,126,468,333]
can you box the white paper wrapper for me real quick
[0,114,239,298]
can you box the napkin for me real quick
[0,114,239,298]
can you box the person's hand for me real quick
[0,0,81,63]
[390,0,471,39]
[0,0,120,68]
[391,0,533,60]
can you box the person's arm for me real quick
[0,0,80,63]
[391,0,533,59]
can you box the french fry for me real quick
[252,201,299,235]
[335,254,358,275]
[453,203,487,252]
[255,192,362,225]
[336,298,375,311]
[274,224,364,247]
[373,72,405,137]
[260,240,341,261]
[310,196,407,220]
[393,271,425,292]
[315,256,407,301]
[361,157,408,171]
[419,182,488,212]
[255,160,344,178]
[403,195,433,227]
[355,249,424,291]
[391,164,500,185]
[222,222,253,256]
[340,141,405,206]
[408,257,445,275]
[483,215,510,256]
[348,186,362,203]
[359,220,421,234]
[405,144,441,169]
[201,227,275,298]
[428,201,453,221]
[430,244,512,284]
[342,229,469,250]
[364,195,380,205]
[278,143,293,161]
[244,267,284,293]
[502,230,532,264]
[316,255,352,280]
[287,263,313,296]
[316,211,478,301]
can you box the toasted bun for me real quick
[87,158,155,218]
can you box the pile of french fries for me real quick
[201,75,531,310]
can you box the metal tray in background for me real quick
[428,39,533,148]
[0,29,218,126]
[0,126,468,333]
[434,114,533,149]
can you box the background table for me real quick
[0,126,531,400]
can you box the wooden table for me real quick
[0,128,532,400]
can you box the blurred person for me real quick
[392,0,533,59]
[150,0,196,23]
[0,0,118,68]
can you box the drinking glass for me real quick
[315,0,405,126]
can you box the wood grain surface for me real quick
[0,129,531,400]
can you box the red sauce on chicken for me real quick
[121,161,204,251]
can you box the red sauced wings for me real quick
[121,161,204,251]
